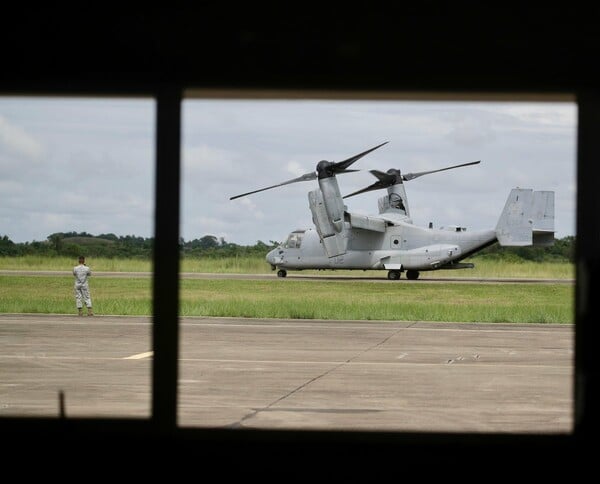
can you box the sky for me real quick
[0,96,577,246]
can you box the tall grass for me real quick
[181,256,269,274]
[0,255,575,279]
[0,255,152,272]
[442,258,574,279]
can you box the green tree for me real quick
[47,233,63,252]
[0,235,19,256]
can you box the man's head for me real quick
[78,256,85,264]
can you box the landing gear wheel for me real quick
[277,269,287,278]
[406,270,420,280]
[387,270,401,280]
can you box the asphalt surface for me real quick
[0,313,573,434]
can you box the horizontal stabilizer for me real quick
[531,191,555,232]
[495,189,555,246]
[531,191,555,247]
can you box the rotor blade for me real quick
[370,169,397,184]
[229,171,317,200]
[343,182,386,199]
[402,160,480,181]
[343,170,396,199]
[230,142,386,200]
[332,141,389,172]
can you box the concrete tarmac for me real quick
[0,313,573,434]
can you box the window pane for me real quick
[179,96,575,432]
[0,96,155,418]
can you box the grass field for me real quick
[0,255,575,279]
[0,273,574,323]
[0,255,574,323]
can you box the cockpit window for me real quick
[284,230,305,248]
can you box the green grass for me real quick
[0,276,152,316]
[0,255,575,279]
[0,275,574,323]
[0,255,152,272]
[180,279,573,323]
[0,255,575,323]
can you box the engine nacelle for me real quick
[308,188,347,258]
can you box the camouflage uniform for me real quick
[73,259,93,315]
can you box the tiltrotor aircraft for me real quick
[230,142,554,280]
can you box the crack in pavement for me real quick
[230,324,413,428]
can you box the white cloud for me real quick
[0,97,577,245]
[0,115,43,161]
[184,144,237,176]
[446,116,496,146]
[285,160,309,177]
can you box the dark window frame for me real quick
[154,89,591,444]
[0,88,592,463]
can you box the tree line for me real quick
[0,232,277,259]
[0,232,575,262]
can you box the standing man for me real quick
[73,255,93,316]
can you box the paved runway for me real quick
[0,314,573,434]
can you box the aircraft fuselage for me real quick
[266,222,497,273]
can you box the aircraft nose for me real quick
[266,249,278,266]
[266,248,284,266]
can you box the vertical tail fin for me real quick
[495,188,555,246]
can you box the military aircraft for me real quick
[230,142,554,280]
